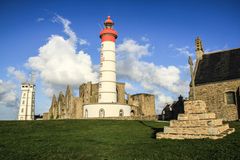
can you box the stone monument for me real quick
[156,100,235,140]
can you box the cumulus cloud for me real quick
[26,15,97,97]
[52,15,77,47]
[125,82,136,92]
[0,79,18,107]
[117,39,150,58]
[116,39,189,112]
[79,38,90,46]
[176,46,193,57]
[7,66,26,82]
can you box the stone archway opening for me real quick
[99,108,105,118]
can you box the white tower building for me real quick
[98,16,118,103]
[18,81,35,120]
[83,16,131,118]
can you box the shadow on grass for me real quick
[138,121,164,139]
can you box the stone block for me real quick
[184,100,207,114]
[178,113,216,120]
[170,119,223,127]
[164,124,229,135]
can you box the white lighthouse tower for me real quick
[18,75,35,120]
[83,16,131,118]
[98,16,118,103]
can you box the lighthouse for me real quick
[83,16,131,118]
[98,16,118,103]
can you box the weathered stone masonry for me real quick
[43,82,156,120]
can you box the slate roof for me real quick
[195,48,240,85]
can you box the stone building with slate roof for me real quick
[189,37,240,121]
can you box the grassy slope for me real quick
[0,120,240,160]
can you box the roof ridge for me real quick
[205,47,240,55]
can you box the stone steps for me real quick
[170,119,223,127]
[156,128,235,140]
[156,100,235,140]
[164,124,229,135]
[178,113,216,120]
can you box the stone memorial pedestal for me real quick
[157,100,235,140]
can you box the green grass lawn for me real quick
[0,120,240,160]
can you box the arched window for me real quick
[130,110,135,116]
[85,109,88,118]
[99,108,105,118]
[226,91,236,105]
[119,109,124,117]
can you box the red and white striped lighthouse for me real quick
[83,16,131,118]
[98,16,118,103]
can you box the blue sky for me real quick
[0,0,240,120]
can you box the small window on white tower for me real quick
[23,93,26,97]
[21,108,24,113]
[99,108,105,118]
[22,100,25,105]
[119,109,124,117]
[99,94,101,99]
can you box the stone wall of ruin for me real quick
[44,82,156,120]
[128,94,156,116]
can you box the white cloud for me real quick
[7,66,26,82]
[0,79,18,108]
[79,38,90,46]
[176,46,193,57]
[116,39,189,111]
[125,82,136,92]
[141,36,149,42]
[154,91,174,113]
[26,15,97,97]
[52,15,77,47]
[117,39,150,58]
[37,18,45,22]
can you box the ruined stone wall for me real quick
[116,83,126,104]
[79,82,96,105]
[190,79,240,121]
[128,94,155,116]
[45,82,156,120]
[79,82,126,104]
[74,97,83,119]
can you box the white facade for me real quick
[18,83,35,120]
[83,104,130,118]
[98,41,117,103]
